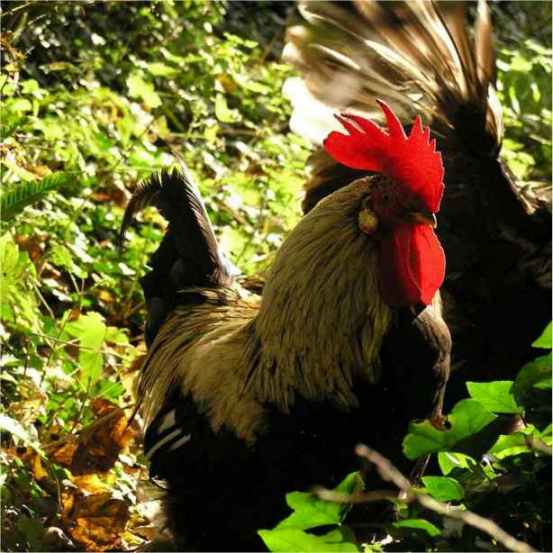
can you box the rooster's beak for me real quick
[409,211,437,228]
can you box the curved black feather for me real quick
[121,168,234,345]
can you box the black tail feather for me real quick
[121,168,234,345]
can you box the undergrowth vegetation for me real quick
[1,2,551,551]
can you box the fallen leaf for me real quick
[72,474,111,495]
[16,448,49,481]
[49,400,135,475]
[62,490,129,551]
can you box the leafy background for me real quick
[1,2,551,551]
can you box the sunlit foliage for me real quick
[0,1,550,551]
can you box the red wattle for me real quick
[379,224,445,306]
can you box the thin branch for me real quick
[352,445,536,553]
[313,487,398,504]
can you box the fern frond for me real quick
[0,172,72,223]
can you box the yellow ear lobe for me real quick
[358,208,379,235]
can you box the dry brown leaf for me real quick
[48,400,135,475]
[126,351,147,375]
[91,184,127,207]
[49,438,79,467]
[130,524,158,541]
[16,448,49,481]
[30,450,49,481]
[96,289,115,304]
[62,490,129,551]
[90,398,117,417]
[72,474,111,495]
[14,235,46,262]
[25,164,51,178]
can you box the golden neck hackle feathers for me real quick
[249,178,391,406]
[139,178,392,440]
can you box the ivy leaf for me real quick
[393,518,441,538]
[513,322,553,411]
[259,473,362,551]
[532,321,552,349]
[258,527,359,552]
[513,352,552,404]
[277,493,344,530]
[403,400,497,460]
[276,472,363,530]
[437,452,476,476]
[466,381,522,414]
[421,476,464,501]
[489,432,531,459]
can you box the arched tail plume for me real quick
[120,168,234,345]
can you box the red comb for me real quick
[323,100,444,213]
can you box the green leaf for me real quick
[335,472,364,495]
[533,322,552,349]
[49,244,77,272]
[541,423,552,443]
[466,381,522,414]
[214,93,241,123]
[513,352,552,404]
[393,519,441,537]
[278,492,345,530]
[6,98,32,113]
[277,472,363,530]
[260,472,362,551]
[64,312,107,387]
[21,79,40,95]
[259,527,359,552]
[0,234,40,331]
[127,72,162,109]
[403,400,497,460]
[421,476,464,501]
[437,452,475,476]
[510,52,533,72]
[489,432,531,459]
[105,326,129,346]
[146,62,178,77]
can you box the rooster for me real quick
[283,0,551,384]
[122,102,451,550]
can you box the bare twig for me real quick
[313,487,398,504]
[352,445,536,553]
